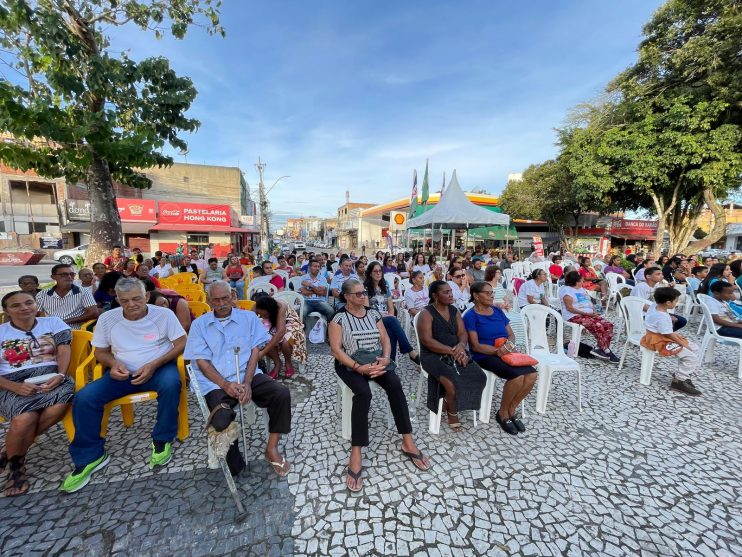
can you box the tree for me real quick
[0,1,223,264]
[605,0,742,253]
[499,156,615,250]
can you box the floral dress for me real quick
[261,303,307,364]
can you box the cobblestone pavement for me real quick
[0,311,740,556]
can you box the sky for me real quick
[106,0,665,227]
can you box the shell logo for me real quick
[394,213,405,225]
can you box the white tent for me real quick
[406,169,510,228]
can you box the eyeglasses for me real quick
[454,274,465,279]
[348,291,368,298]
[25,331,40,349]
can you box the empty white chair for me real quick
[544,281,561,310]
[698,294,742,379]
[412,312,478,434]
[617,296,657,385]
[605,272,627,313]
[287,275,305,293]
[246,281,278,300]
[273,269,290,286]
[503,268,515,286]
[521,305,582,414]
[399,278,411,295]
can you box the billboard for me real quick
[66,198,156,222]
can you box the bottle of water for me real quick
[566,340,577,358]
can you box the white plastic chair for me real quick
[336,378,392,441]
[698,294,742,379]
[503,268,515,286]
[423,271,437,287]
[521,305,582,414]
[246,281,278,300]
[605,272,627,312]
[412,312,478,434]
[544,281,561,310]
[399,278,411,295]
[617,296,656,385]
[186,364,268,470]
[274,291,305,321]
[287,275,305,293]
[331,262,339,273]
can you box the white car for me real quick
[53,244,88,266]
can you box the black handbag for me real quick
[351,348,397,372]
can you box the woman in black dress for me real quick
[417,281,486,432]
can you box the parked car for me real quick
[53,244,88,266]
[699,248,730,259]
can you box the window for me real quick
[187,234,209,251]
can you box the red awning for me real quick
[150,224,248,233]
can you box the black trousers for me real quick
[335,361,412,447]
[204,374,291,473]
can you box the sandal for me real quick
[346,466,363,492]
[265,456,291,477]
[284,367,295,379]
[4,456,29,497]
[401,449,431,471]
[442,400,462,432]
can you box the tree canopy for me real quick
[0,0,223,262]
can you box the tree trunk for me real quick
[687,188,727,253]
[85,154,124,266]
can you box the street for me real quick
[0,264,57,289]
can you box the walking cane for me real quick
[233,346,249,461]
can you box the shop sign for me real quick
[118,199,156,221]
[532,235,544,256]
[40,236,64,249]
[158,202,231,226]
[66,198,157,222]
[610,218,658,237]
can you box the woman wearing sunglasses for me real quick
[329,279,430,492]
[0,291,75,496]
[417,281,487,432]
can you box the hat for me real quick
[472,256,484,262]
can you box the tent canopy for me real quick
[406,170,510,229]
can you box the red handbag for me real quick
[494,337,539,367]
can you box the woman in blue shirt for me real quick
[463,281,537,436]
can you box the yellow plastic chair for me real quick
[81,319,97,333]
[96,355,190,441]
[172,272,198,285]
[188,300,212,318]
[60,330,98,441]
[237,300,256,311]
[176,289,206,303]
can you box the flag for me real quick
[421,160,429,206]
[408,169,418,218]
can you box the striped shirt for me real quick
[36,285,96,330]
[331,307,382,355]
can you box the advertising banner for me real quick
[158,202,231,227]
[532,235,544,256]
[66,198,157,222]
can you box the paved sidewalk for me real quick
[0,314,740,556]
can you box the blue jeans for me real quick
[229,279,245,300]
[717,326,742,339]
[69,361,181,468]
[671,314,687,331]
[382,316,413,361]
[303,299,335,333]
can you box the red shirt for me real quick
[104,255,125,271]
[549,264,563,279]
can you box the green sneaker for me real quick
[59,452,109,493]
[148,442,172,469]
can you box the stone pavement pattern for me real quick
[0,311,740,556]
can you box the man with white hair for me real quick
[184,281,292,477]
[59,278,186,493]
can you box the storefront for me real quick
[148,201,250,257]
[61,198,157,249]
[608,218,658,253]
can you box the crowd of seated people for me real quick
[2,243,738,498]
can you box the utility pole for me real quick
[256,157,269,256]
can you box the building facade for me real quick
[337,191,374,250]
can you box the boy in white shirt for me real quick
[640,287,701,395]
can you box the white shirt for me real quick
[92,305,186,373]
[635,268,647,283]
[404,286,429,311]
[559,285,593,321]
[704,296,730,319]
[517,280,545,308]
[151,263,173,278]
[644,305,673,334]
[413,264,431,274]
[447,280,469,310]
[631,281,656,301]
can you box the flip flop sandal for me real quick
[4,461,29,497]
[446,411,463,432]
[401,450,431,471]
[346,466,363,493]
[266,456,291,477]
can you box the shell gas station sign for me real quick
[390,211,407,231]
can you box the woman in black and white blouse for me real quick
[329,279,430,493]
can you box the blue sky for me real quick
[107,0,664,225]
